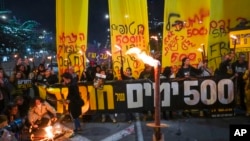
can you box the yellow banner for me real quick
[56,0,89,79]
[162,0,250,72]
[108,0,149,79]
[162,0,210,72]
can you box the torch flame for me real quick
[45,126,54,140]
[115,44,121,50]
[150,36,158,41]
[106,51,112,56]
[126,47,159,67]
[230,34,237,39]
[197,48,203,52]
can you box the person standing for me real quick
[232,53,248,110]
[0,69,11,113]
[176,57,202,117]
[198,59,213,77]
[120,66,135,123]
[243,69,250,116]
[215,53,235,79]
[176,57,202,78]
[61,72,83,133]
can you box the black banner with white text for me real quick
[42,77,235,114]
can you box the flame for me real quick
[126,47,159,67]
[197,48,203,52]
[115,44,121,50]
[106,51,112,56]
[79,50,83,55]
[54,123,62,134]
[230,34,237,39]
[150,36,158,41]
[45,126,54,140]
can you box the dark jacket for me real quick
[66,81,82,118]
[176,65,202,78]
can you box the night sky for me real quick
[4,0,163,45]
[4,0,56,32]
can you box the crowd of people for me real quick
[1,52,250,140]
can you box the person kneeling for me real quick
[28,97,57,131]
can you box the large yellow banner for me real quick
[162,0,250,72]
[162,0,210,72]
[108,0,149,79]
[56,0,88,79]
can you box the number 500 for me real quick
[184,79,234,105]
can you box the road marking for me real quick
[100,124,135,141]
[135,120,144,141]
[70,135,91,141]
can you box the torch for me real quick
[47,56,52,70]
[106,50,112,69]
[29,57,35,69]
[14,54,18,65]
[126,47,167,141]
[230,34,237,54]
[79,50,85,67]
[197,43,206,62]
[115,44,123,67]
[64,58,69,71]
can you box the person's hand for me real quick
[51,117,57,122]
[32,124,38,128]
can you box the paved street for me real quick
[40,112,250,141]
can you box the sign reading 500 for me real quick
[125,79,234,109]
[44,78,234,113]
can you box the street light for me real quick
[14,54,18,64]
[47,56,52,70]
[29,57,35,69]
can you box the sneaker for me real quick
[112,119,117,123]
[74,128,82,133]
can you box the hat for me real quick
[61,72,72,80]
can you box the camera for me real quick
[0,118,25,137]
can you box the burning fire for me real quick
[125,47,159,67]
[45,126,54,140]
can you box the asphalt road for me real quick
[18,111,250,141]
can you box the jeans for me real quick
[74,117,81,130]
